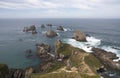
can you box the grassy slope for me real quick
[30,43,102,78]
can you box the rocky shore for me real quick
[1,24,120,78]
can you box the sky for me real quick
[0,0,120,18]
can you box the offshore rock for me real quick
[57,26,64,31]
[45,30,57,38]
[36,43,50,57]
[41,24,45,28]
[23,25,37,34]
[73,30,86,42]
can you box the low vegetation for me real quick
[30,43,102,78]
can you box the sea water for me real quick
[0,18,120,70]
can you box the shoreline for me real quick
[0,24,120,78]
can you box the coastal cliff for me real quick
[30,40,102,78]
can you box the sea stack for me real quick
[57,26,64,31]
[73,30,86,42]
[23,25,37,34]
[46,30,57,38]
[41,24,45,28]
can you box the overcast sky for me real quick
[0,0,120,18]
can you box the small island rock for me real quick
[73,30,86,42]
[46,30,57,38]
[57,26,64,31]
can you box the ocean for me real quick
[0,18,120,74]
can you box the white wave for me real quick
[101,46,120,62]
[57,33,60,36]
[41,31,47,34]
[62,36,101,53]
[64,28,73,31]
[86,36,101,46]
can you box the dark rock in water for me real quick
[112,47,120,50]
[41,24,45,28]
[73,30,86,42]
[19,39,23,41]
[46,24,52,27]
[86,34,91,37]
[25,49,33,58]
[25,49,32,54]
[32,31,37,34]
[45,30,57,38]
[0,64,9,78]
[57,26,64,31]
[23,25,37,34]
[92,48,120,71]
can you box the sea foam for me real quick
[63,36,120,62]
[62,36,101,53]
[101,46,120,61]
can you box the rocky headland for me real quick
[1,24,120,78]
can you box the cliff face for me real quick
[30,41,102,78]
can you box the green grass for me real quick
[84,54,102,74]
[57,43,72,56]
[30,43,102,78]
[44,61,65,73]
[30,71,78,78]
[80,74,100,78]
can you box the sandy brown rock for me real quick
[73,30,86,42]
[36,43,50,57]
[46,30,57,38]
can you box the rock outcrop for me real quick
[25,67,34,78]
[9,69,24,78]
[0,64,9,78]
[41,24,45,28]
[46,24,52,27]
[73,30,86,42]
[54,40,63,59]
[23,25,37,34]
[57,26,64,31]
[92,48,120,71]
[45,30,57,38]
[30,42,103,78]
[36,43,50,57]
